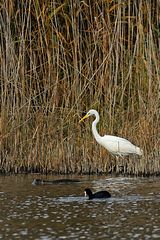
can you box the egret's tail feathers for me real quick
[136,147,143,156]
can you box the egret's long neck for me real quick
[92,114,101,142]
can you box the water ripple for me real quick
[0,175,160,239]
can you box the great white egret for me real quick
[84,188,111,199]
[79,109,143,157]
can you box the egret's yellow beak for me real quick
[79,114,89,123]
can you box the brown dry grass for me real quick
[0,0,159,175]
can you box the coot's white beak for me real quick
[84,191,87,197]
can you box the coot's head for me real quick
[32,179,43,185]
[84,188,93,197]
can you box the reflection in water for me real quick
[0,175,160,239]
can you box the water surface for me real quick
[0,175,160,239]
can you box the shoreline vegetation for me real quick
[0,1,159,175]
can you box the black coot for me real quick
[84,188,111,199]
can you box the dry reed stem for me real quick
[0,0,159,175]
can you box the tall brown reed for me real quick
[0,0,159,175]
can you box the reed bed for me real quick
[0,0,159,175]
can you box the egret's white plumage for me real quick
[79,109,143,157]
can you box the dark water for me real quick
[0,175,159,240]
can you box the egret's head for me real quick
[79,109,96,123]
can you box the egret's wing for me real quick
[104,135,132,144]
[100,135,137,155]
